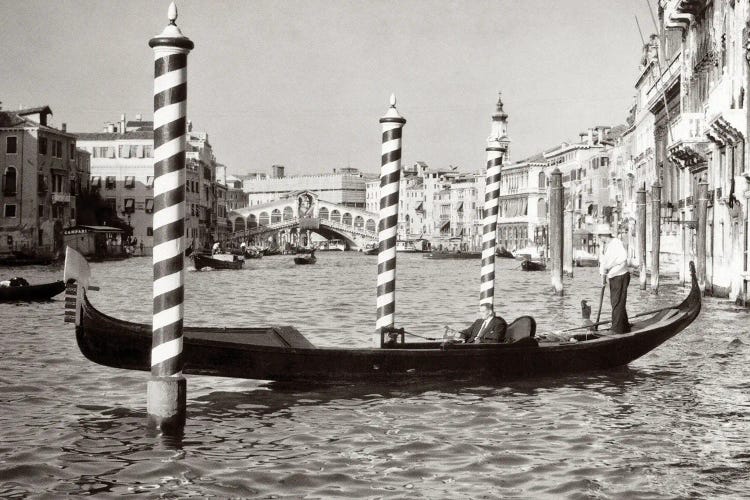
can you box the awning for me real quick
[91,176,101,187]
[415,202,424,212]
[146,176,154,188]
[145,199,154,213]
[456,202,463,212]
[124,176,135,188]
[124,198,135,209]
[440,220,450,230]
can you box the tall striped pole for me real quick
[375,94,405,347]
[147,2,193,431]
[651,181,662,294]
[480,138,504,305]
[637,184,647,290]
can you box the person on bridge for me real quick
[444,303,508,344]
[599,231,631,334]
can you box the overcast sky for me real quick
[2,0,656,176]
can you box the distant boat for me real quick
[0,280,66,301]
[575,250,599,267]
[294,252,317,265]
[521,260,546,272]
[192,253,244,270]
[424,251,481,260]
[513,246,542,262]
[396,238,430,253]
[496,246,514,258]
[362,243,378,255]
[317,239,346,251]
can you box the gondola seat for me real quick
[506,316,537,346]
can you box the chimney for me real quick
[587,128,593,145]
[119,113,126,134]
[136,113,142,121]
[61,123,67,132]
[107,123,115,133]
[272,165,285,178]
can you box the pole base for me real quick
[147,376,186,432]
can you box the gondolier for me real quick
[599,230,630,333]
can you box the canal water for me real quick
[1,253,749,498]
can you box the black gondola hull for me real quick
[73,264,701,383]
[192,254,244,270]
[0,281,66,302]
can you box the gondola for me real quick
[363,247,378,256]
[294,253,317,265]
[65,243,702,383]
[0,280,66,302]
[521,260,546,271]
[192,253,244,270]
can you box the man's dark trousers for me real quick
[609,272,630,333]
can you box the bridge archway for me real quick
[271,209,281,223]
[259,211,269,226]
[248,214,257,229]
[354,215,364,230]
[331,209,341,223]
[366,219,376,232]
[283,206,293,220]
[342,213,352,226]
[233,216,245,233]
[319,207,329,219]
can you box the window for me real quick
[105,176,116,189]
[146,176,154,188]
[39,137,48,155]
[91,176,101,188]
[147,227,153,236]
[145,198,154,213]
[3,167,17,196]
[54,140,63,158]
[144,145,153,158]
[119,145,132,158]
[6,136,17,154]
[4,204,17,218]
[124,176,135,189]
[69,143,75,159]
[124,198,135,213]
[105,198,116,212]
[38,204,45,218]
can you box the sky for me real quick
[1,0,657,177]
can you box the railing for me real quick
[668,112,705,148]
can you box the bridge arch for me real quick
[354,215,364,230]
[259,211,269,226]
[233,216,246,233]
[271,209,282,223]
[247,214,257,229]
[366,219,376,232]
[331,209,341,223]
[319,207,329,219]
[283,206,293,220]
[342,212,352,226]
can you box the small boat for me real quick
[65,252,702,383]
[496,247,514,258]
[396,239,431,253]
[521,260,546,272]
[575,251,599,267]
[424,251,481,260]
[243,249,263,259]
[363,246,378,256]
[261,246,282,256]
[317,239,346,251]
[294,252,317,265]
[192,253,244,270]
[0,280,66,302]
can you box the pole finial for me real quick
[168,2,178,25]
[390,93,397,107]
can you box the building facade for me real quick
[0,106,88,260]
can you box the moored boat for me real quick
[64,244,703,383]
[521,260,546,271]
[192,253,244,270]
[0,280,66,302]
[396,238,431,253]
[317,239,346,251]
[496,247,514,258]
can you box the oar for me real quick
[593,276,607,331]
[558,305,678,334]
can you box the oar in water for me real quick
[593,276,607,331]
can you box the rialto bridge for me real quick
[227,191,378,250]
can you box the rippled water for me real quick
[1,253,749,498]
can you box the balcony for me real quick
[52,193,71,204]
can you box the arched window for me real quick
[283,206,293,220]
[342,213,352,226]
[319,207,329,219]
[259,211,269,226]
[331,210,341,223]
[271,209,282,223]
[354,215,364,229]
[537,198,546,217]
[3,167,17,196]
[233,216,245,233]
[405,214,410,223]
[247,214,258,228]
[366,219,376,232]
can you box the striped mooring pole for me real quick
[549,168,564,295]
[147,2,194,431]
[480,137,504,305]
[375,94,406,347]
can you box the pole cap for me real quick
[149,2,194,50]
[380,94,406,124]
